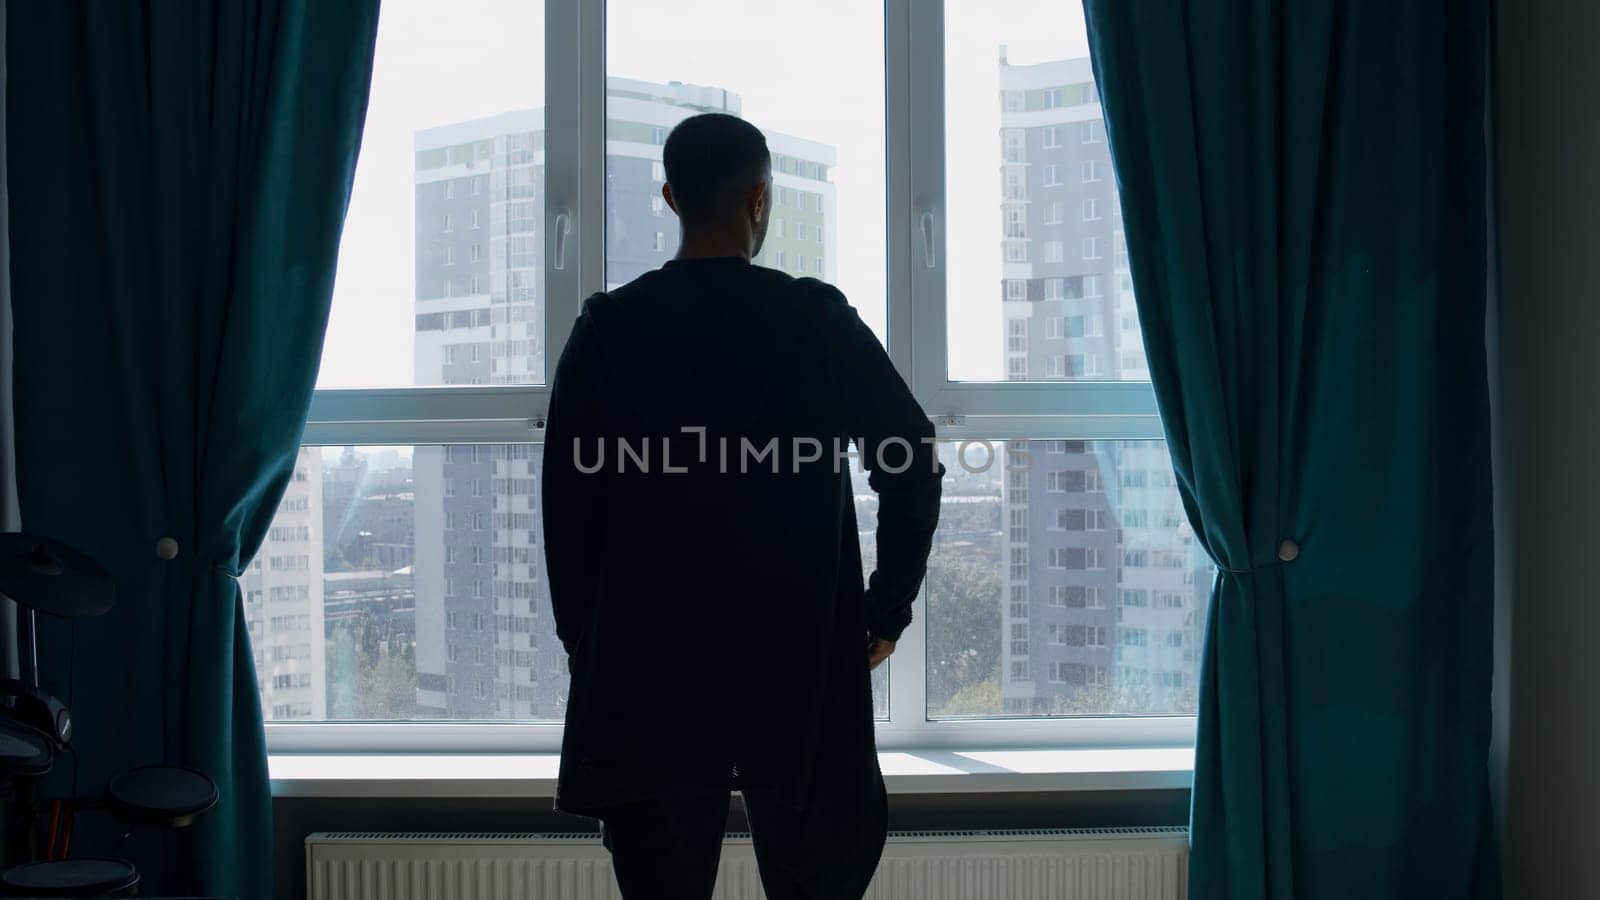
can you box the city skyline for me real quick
[248,59,1207,724]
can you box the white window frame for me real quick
[277,0,1185,757]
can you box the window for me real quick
[1082,198,1100,221]
[283,0,1175,751]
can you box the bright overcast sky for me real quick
[318,0,1092,389]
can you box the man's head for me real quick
[661,113,773,258]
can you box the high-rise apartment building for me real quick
[996,53,1209,716]
[410,79,837,718]
[242,447,327,720]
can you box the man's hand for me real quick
[868,637,896,671]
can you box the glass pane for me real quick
[318,1,547,388]
[248,445,891,722]
[604,0,886,342]
[926,440,1213,718]
[247,445,566,721]
[944,1,1143,382]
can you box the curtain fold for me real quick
[1082,1,1497,897]
[7,3,379,896]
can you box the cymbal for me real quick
[0,533,115,618]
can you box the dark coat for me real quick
[541,257,942,816]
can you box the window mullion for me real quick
[905,0,948,410]
[885,0,914,382]
[544,0,603,383]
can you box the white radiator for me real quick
[306,827,1188,900]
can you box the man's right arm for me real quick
[541,299,606,661]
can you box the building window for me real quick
[1082,198,1101,221]
[653,232,666,252]
[1081,160,1100,182]
[1043,125,1062,148]
[1045,241,1064,263]
[1081,120,1104,143]
[471,209,481,229]
[1044,165,1062,187]
[651,160,665,181]
[1045,201,1063,225]
[1083,237,1103,260]
[651,196,665,216]
[443,214,454,232]
[443,246,454,266]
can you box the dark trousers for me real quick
[599,770,888,900]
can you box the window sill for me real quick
[268,747,1193,799]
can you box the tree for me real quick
[325,611,418,720]
[924,548,1002,715]
[934,675,1003,718]
[357,645,418,720]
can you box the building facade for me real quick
[410,79,838,718]
[242,447,327,721]
[996,53,1210,716]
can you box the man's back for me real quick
[541,258,941,815]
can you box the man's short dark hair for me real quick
[662,113,770,227]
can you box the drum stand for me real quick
[0,533,218,898]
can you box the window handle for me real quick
[553,212,572,271]
[920,211,937,269]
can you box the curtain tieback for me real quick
[1219,539,1301,575]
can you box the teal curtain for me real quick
[8,3,378,897]
[1082,2,1496,898]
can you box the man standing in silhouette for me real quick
[542,113,942,900]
